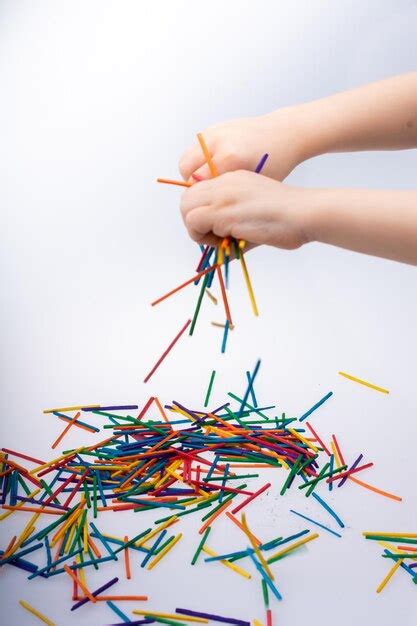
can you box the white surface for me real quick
[1,1,416,625]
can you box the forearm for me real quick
[307,187,417,265]
[270,73,417,162]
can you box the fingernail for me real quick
[192,173,204,182]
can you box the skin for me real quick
[179,72,417,265]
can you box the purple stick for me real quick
[176,608,250,626]
[255,153,269,174]
[338,453,363,488]
[71,576,119,611]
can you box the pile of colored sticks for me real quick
[0,367,409,625]
[150,136,267,373]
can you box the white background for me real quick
[1,1,416,625]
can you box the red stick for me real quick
[43,472,77,507]
[305,422,331,456]
[143,319,191,383]
[331,434,346,464]
[137,396,155,420]
[231,482,271,515]
[266,609,272,626]
[63,469,89,508]
[2,448,45,465]
[326,462,374,483]
[151,266,216,307]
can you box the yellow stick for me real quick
[267,533,319,563]
[19,600,55,626]
[288,428,319,453]
[133,611,208,623]
[376,558,403,593]
[147,533,183,570]
[206,289,218,305]
[30,448,85,475]
[134,516,179,548]
[338,371,389,394]
[363,532,417,538]
[239,251,259,316]
[43,404,99,414]
[202,546,252,579]
[240,513,274,579]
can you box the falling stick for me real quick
[221,320,230,353]
[204,370,216,408]
[197,133,218,177]
[216,265,233,325]
[225,512,262,545]
[267,533,319,564]
[338,371,389,394]
[124,535,131,579]
[266,610,272,626]
[189,273,210,336]
[289,509,342,538]
[206,289,218,305]
[157,178,192,188]
[376,558,403,593]
[151,265,216,307]
[19,600,55,626]
[240,513,275,579]
[144,319,191,383]
[299,392,333,422]
[239,250,259,316]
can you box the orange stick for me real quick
[124,535,132,579]
[199,500,231,535]
[2,505,63,515]
[55,414,97,434]
[5,535,17,553]
[151,265,216,307]
[64,565,96,603]
[51,412,81,449]
[87,535,102,559]
[348,476,402,502]
[397,545,417,552]
[216,265,233,325]
[225,512,262,546]
[197,133,218,177]
[157,178,192,188]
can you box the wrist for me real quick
[264,102,330,165]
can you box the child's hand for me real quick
[179,108,311,183]
[180,170,313,249]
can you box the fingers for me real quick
[179,143,206,181]
[179,132,242,181]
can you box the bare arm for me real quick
[296,72,417,158]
